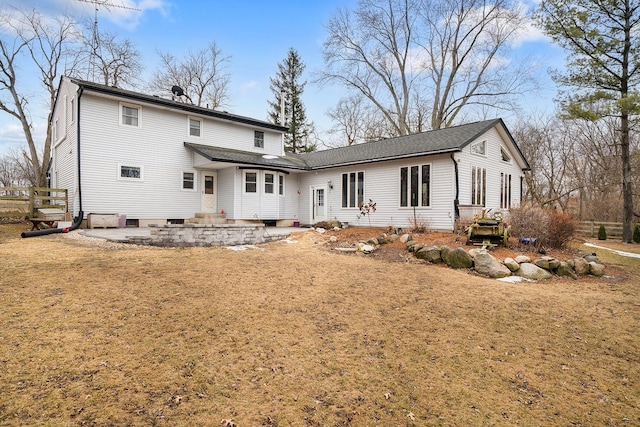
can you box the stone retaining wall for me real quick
[127,224,282,247]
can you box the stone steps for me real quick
[187,212,227,225]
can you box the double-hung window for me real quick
[245,172,257,193]
[254,131,264,148]
[121,103,140,127]
[400,164,430,207]
[189,118,202,137]
[341,171,364,208]
[264,173,274,194]
[182,171,195,190]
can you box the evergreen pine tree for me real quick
[598,224,607,240]
[633,224,640,244]
[268,48,316,153]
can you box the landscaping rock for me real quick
[468,248,481,258]
[329,236,338,243]
[503,257,520,272]
[377,234,388,244]
[474,252,511,278]
[357,243,375,254]
[411,243,425,253]
[400,233,412,243]
[315,227,326,234]
[515,263,553,280]
[584,254,600,263]
[366,237,379,246]
[571,257,591,276]
[557,262,578,280]
[515,255,531,264]
[589,262,605,277]
[534,256,559,270]
[415,246,442,263]
[441,246,473,269]
[388,234,399,243]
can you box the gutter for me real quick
[22,86,84,238]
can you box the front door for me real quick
[201,173,217,213]
[311,186,327,223]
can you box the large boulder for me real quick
[535,256,560,271]
[571,257,591,276]
[474,252,511,278]
[589,262,606,277]
[503,257,520,272]
[515,263,553,280]
[415,246,443,263]
[557,262,578,280]
[441,246,473,269]
[515,255,531,264]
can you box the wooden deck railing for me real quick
[0,187,68,219]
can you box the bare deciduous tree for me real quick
[71,21,142,88]
[0,8,77,187]
[317,0,535,140]
[149,42,231,109]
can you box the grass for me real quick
[0,223,639,426]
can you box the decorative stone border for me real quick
[331,229,606,281]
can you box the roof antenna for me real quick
[171,85,193,104]
[76,0,140,82]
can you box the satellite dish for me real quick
[171,85,185,97]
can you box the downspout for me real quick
[450,154,460,222]
[22,86,84,238]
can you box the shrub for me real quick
[633,224,640,243]
[408,214,432,233]
[509,205,576,250]
[598,224,607,240]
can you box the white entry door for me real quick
[311,185,327,223]
[201,173,217,213]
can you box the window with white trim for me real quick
[118,164,143,181]
[471,140,486,156]
[254,131,264,148]
[400,164,431,207]
[278,174,284,195]
[501,148,511,162]
[264,173,274,194]
[500,173,512,209]
[182,171,195,190]
[341,171,364,208]
[121,103,140,127]
[471,166,486,206]
[189,117,202,137]
[244,171,257,193]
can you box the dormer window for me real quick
[471,140,486,156]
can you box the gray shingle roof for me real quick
[186,119,529,171]
[184,143,308,171]
[295,119,509,169]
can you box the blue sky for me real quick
[0,0,564,155]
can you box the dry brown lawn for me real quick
[1,222,639,426]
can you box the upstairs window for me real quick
[254,131,264,148]
[471,140,486,156]
[501,148,511,162]
[121,103,140,127]
[189,118,202,137]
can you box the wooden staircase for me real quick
[187,212,227,225]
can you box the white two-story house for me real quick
[50,77,529,231]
